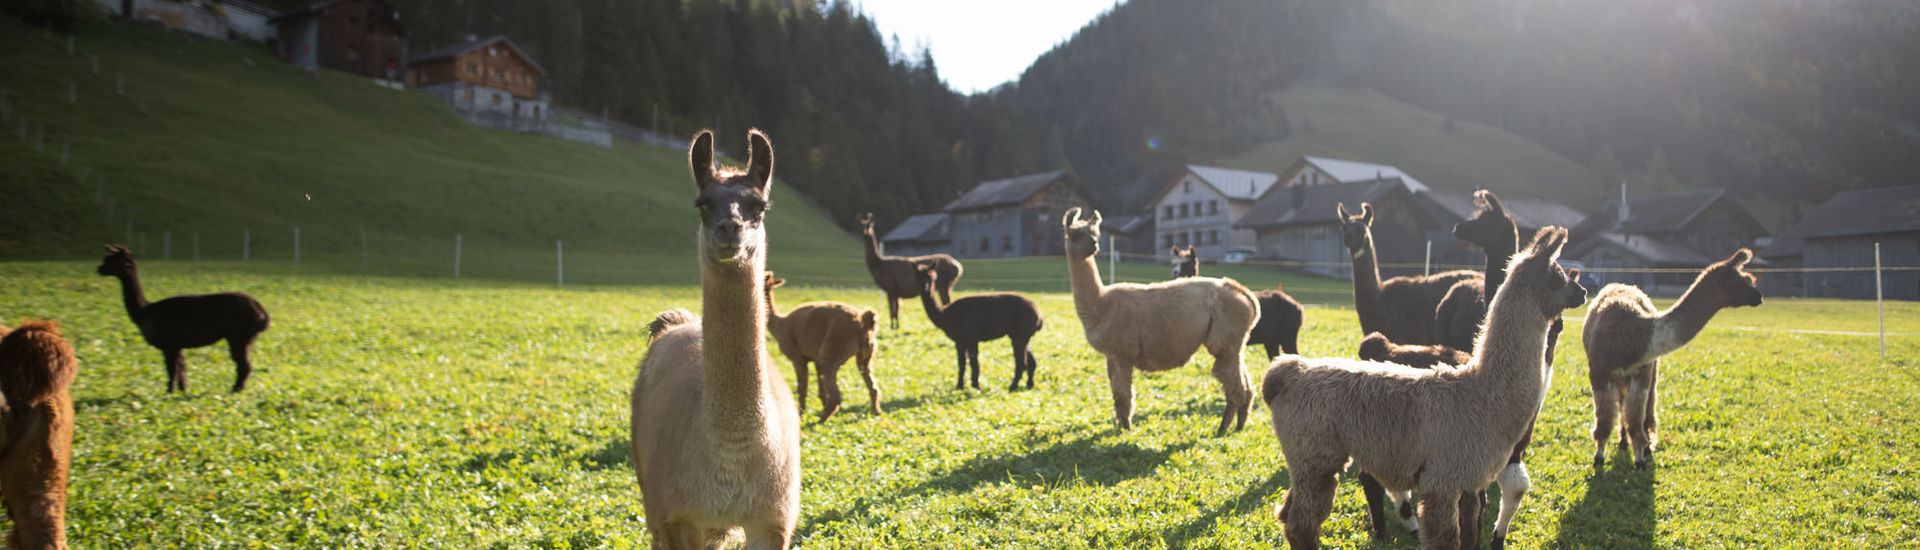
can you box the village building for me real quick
[1771,185,1920,300]
[98,0,276,41]
[271,0,407,81]
[1416,191,1586,269]
[942,171,1093,259]
[879,213,953,258]
[1566,187,1769,296]
[1234,178,1430,279]
[408,35,548,124]
[1100,213,1158,259]
[1148,165,1279,260]
[1280,156,1433,193]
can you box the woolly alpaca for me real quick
[913,263,1044,391]
[1583,248,1762,470]
[95,244,271,393]
[1338,203,1477,345]
[763,272,881,421]
[630,129,800,549]
[1167,246,1302,359]
[1062,208,1261,435]
[0,320,78,550]
[857,213,963,329]
[1264,227,1587,550]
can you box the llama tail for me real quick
[1259,357,1302,405]
[1357,332,1393,363]
[0,320,78,405]
[647,308,698,341]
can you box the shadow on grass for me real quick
[1161,468,1290,549]
[580,436,631,471]
[1548,448,1657,549]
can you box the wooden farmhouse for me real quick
[942,171,1093,259]
[408,35,549,123]
[271,0,407,80]
[1566,187,1769,296]
[1234,177,1430,280]
[1771,185,1920,300]
[1148,165,1279,260]
[879,213,954,258]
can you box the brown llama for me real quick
[95,244,271,393]
[856,212,963,329]
[1338,203,1477,346]
[1062,208,1261,435]
[1584,248,1762,470]
[912,263,1044,391]
[763,272,882,421]
[1265,227,1587,550]
[0,320,78,550]
[1166,246,1303,359]
[630,129,800,549]
[1357,332,1468,370]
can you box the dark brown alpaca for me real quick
[96,244,272,393]
[1167,249,1303,359]
[1358,332,1468,369]
[1339,203,1478,346]
[857,213,963,329]
[913,263,1044,391]
[763,273,882,421]
[0,320,77,550]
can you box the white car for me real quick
[1222,246,1258,264]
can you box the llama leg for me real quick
[1644,359,1661,449]
[161,348,184,393]
[1622,371,1653,469]
[856,352,882,415]
[1282,328,1299,356]
[1263,342,1279,361]
[1491,462,1531,550]
[1008,334,1033,391]
[967,342,983,390]
[744,522,793,550]
[1357,470,1391,536]
[817,361,845,421]
[889,296,900,330]
[1457,489,1484,550]
[1208,349,1252,435]
[227,333,256,392]
[1283,469,1338,550]
[1024,349,1038,389]
[1418,489,1460,550]
[1106,357,1135,430]
[1589,379,1619,469]
[953,344,968,390]
[791,357,811,416]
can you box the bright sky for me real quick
[857,0,1119,94]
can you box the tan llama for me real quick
[1061,208,1261,435]
[1264,227,1588,550]
[1583,248,1762,469]
[0,320,78,550]
[763,272,882,421]
[630,129,801,549]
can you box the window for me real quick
[1164,205,1174,219]
[1178,233,1189,246]
[489,47,500,57]
[1184,181,1192,193]
[1179,204,1189,218]
[1209,200,1219,215]
[1209,230,1219,244]
[466,62,477,76]
[1164,234,1174,248]
[492,68,504,82]
[981,238,990,252]
[1002,236,1012,252]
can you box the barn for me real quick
[271,0,407,81]
[879,213,953,258]
[942,171,1093,259]
[1234,178,1429,280]
[1567,187,1769,296]
[1776,185,1920,300]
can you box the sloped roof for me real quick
[1300,156,1431,193]
[272,0,404,32]
[1186,165,1280,201]
[1757,236,1803,259]
[410,35,547,75]
[1570,232,1718,266]
[941,170,1070,212]
[1234,178,1413,229]
[1583,188,1728,235]
[880,213,951,243]
[1421,192,1587,231]
[1105,213,1153,234]
[1783,184,1920,239]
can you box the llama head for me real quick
[1062,207,1103,259]
[912,261,941,292]
[856,212,876,237]
[764,272,787,291]
[689,129,774,266]
[1171,246,1198,278]
[96,244,136,277]
[1695,248,1764,308]
[1503,227,1588,318]
[1452,189,1517,251]
[1336,202,1375,255]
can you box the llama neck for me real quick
[1349,240,1388,334]
[115,270,150,322]
[1648,278,1729,360]
[1480,229,1517,296]
[763,286,787,331]
[700,256,772,432]
[862,231,886,267]
[916,285,948,328]
[1066,253,1107,321]
[1471,284,1550,387]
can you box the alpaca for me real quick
[1338,203,1477,345]
[913,263,1044,391]
[630,129,800,549]
[763,272,881,421]
[0,320,78,550]
[95,244,271,393]
[1583,248,1762,470]
[1357,332,1468,370]
[1171,245,1198,278]
[1265,227,1587,550]
[1062,208,1261,435]
[857,213,963,329]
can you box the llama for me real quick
[763,272,882,421]
[95,244,272,393]
[1357,332,1468,370]
[912,263,1044,391]
[1583,248,1762,470]
[1338,203,1478,346]
[1168,246,1302,359]
[0,320,78,550]
[1265,227,1587,550]
[857,212,963,329]
[630,129,800,549]
[1062,208,1261,435]
[1433,190,1520,351]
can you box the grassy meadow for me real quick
[2,259,1916,548]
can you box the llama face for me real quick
[689,130,774,266]
[95,245,134,277]
[1702,249,1764,308]
[1507,227,1586,317]
[912,263,939,292]
[1171,246,1197,278]
[1062,208,1102,259]
[1452,190,1515,250]
[1337,203,1375,254]
[856,213,876,238]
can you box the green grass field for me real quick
[2,259,1915,548]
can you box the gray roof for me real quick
[1783,184,1920,239]
[1299,156,1432,193]
[1422,192,1587,231]
[1186,165,1280,201]
[410,35,547,75]
[941,170,1070,212]
[1581,188,1728,235]
[1234,178,1413,229]
[1570,232,1718,266]
[880,213,951,243]
[1757,236,1803,259]
[1105,213,1152,234]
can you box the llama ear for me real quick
[1523,226,1569,261]
[1063,207,1082,227]
[688,130,716,188]
[745,128,774,195]
[1475,189,1504,214]
[1169,246,1179,255]
[1336,202,1350,220]
[1729,248,1753,266]
[1088,209,1102,228]
[1361,203,1375,225]
[857,212,873,225]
